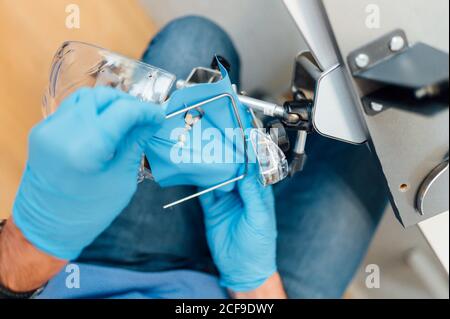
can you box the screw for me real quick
[389,36,405,52]
[287,113,301,124]
[355,53,370,69]
[370,102,384,112]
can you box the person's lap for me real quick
[77,16,388,298]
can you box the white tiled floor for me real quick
[349,209,448,299]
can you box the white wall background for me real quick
[323,0,450,57]
[139,0,449,97]
[139,0,307,96]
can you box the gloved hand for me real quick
[199,165,277,292]
[145,63,252,192]
[13,87,165,260]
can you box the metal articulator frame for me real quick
[162,93,249,209]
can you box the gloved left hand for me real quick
[13,87,165,260]
[199,165,278,292]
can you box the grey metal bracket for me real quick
[348,30,449,227]
[283,0,369,145]
[348,29,449,108]
[290,50,368,145]
[348,29,410,76]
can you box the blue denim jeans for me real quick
[77,16,388,298]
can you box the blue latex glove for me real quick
[13,87,165,260]
[145,64,253,191]
[199,165,278,292]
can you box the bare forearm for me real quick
[0,219,66,292]
[231,273,287,299]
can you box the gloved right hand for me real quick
[13,87,165,260]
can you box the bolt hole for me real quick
[399,183,409,192]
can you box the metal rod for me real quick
[162,93,249,209]
[176,80,288,120]
[163,174,246,209]
[238,95,287,119]
[293,131,308,155]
